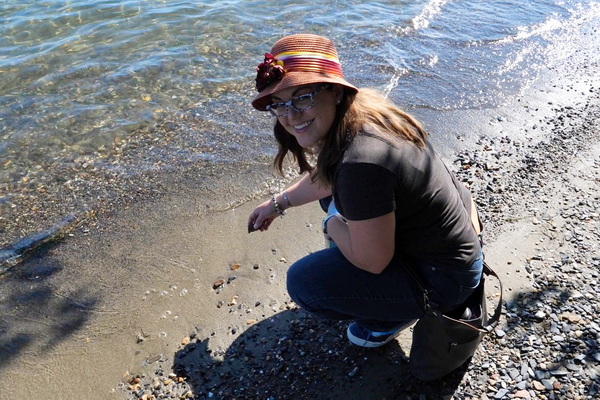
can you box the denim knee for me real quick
[286,257,311,309]
[286,248,346,314]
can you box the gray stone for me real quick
[550,366,569,377]
[516,381,528,390]
[535,370,548,380]
[509,368,521,380]
[541,379,555,390]
[566,363,582,372]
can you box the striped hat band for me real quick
[275,51,344,77]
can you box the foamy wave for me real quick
[496,1,600,45]
[397,0,449,34]
[496,2,600,80]
[382,55,438,98]
[495,18,563,44]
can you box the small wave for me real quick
[0,214,80,274]
[397,0,449,35]
[495,2,600,77]
[494,1,600,45]
[495,18,563,45]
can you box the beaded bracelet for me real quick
[282,191,293,207]
[271,195,286,216]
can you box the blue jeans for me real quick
[287,246,483,331]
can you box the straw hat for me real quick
[251,34,358,111]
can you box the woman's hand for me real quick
[247,199,278,233]
[247,174,332,234]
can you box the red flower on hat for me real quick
[255,53,285,92]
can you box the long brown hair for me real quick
[272,87,428,187]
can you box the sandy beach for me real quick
[1,68,599,399]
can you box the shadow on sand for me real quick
[0,245,98,371]
[172,308,470,399]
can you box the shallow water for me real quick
[0,0,599,247]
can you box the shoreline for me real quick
[0,75,598,399]
[1,42,596,267]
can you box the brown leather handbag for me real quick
[407,262,503,381]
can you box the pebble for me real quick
[514,389,530,399]
[212,279,225,290]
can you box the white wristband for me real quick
[322,213,341,235]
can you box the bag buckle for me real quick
[422,289,440,316]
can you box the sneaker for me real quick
[346,320,417,348]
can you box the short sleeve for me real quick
[335,163,396,220]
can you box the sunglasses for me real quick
[266,84,330,118]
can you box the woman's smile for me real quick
[293,119,313,132]
[270,83,341,149]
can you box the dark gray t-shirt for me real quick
[333,131,480,270]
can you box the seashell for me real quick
[146,354,162,363]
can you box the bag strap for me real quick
[404,261,503,333]
[480,262,503,332]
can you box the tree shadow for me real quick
[0,245,98,370]
[500,282,600,398]
[172,308,471,400]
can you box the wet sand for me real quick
[0,188,329,399]
[1,68,598,399]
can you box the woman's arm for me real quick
[282,172,332,208]
[326,211,396,274]
[248,172,331,232]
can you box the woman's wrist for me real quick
[272,191,293,215]
[282,191,293,208]
[271,195,286,216]
[322,213,340,235]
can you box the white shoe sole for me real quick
[346,320,417,348]
[346,327,401,348]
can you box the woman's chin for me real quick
[296,137,316,149]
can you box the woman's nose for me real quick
[284,106,302,121]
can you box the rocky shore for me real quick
[115,88,599,399]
